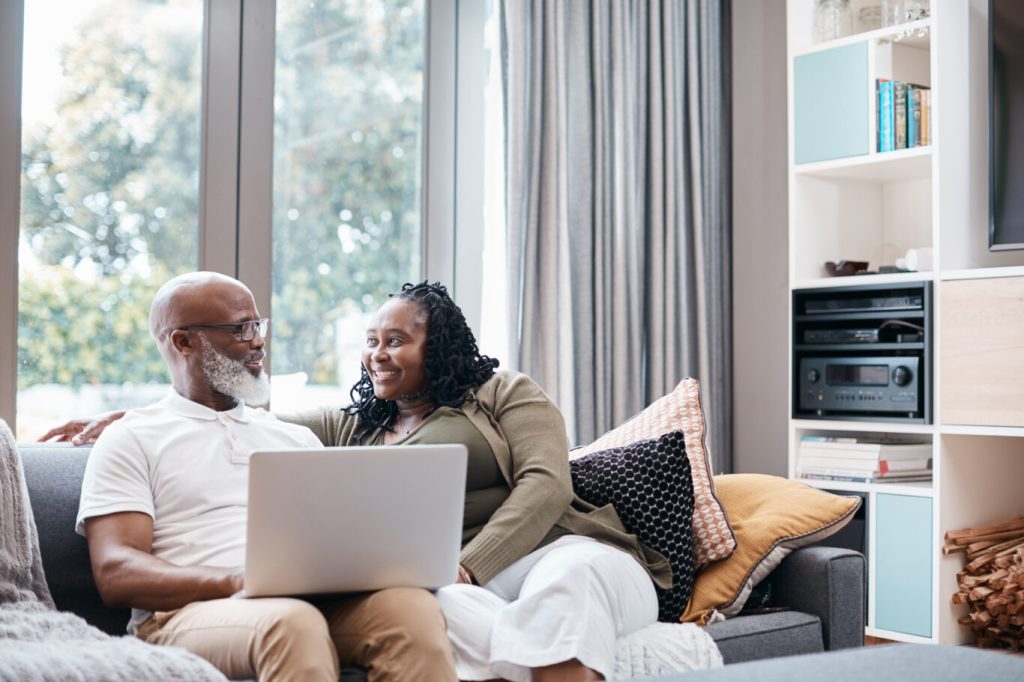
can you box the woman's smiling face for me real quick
[361,298,429,401]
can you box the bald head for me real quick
[149,272,256,354]
[147,271,268,409]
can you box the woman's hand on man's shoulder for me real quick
[37,410,127,445]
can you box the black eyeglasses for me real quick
[182,318,270,341]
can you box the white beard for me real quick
[198,335,271,407]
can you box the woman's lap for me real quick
[439,535,657,682]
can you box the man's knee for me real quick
[371,588,449,650]
[257,599,338,678]
[265,599,332,640]
[374,587,445,627]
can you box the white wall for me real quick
[731,0,790,475]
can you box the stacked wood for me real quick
[945,515,1024,650]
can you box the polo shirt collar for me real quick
[164,389,252,423]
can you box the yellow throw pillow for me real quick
[681,474,860,624]
[572,378,735,569]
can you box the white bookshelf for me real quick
[786,0,1024,645]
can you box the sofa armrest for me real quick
[765,546,865,651]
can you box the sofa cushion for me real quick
[570,431,696,622]
[642,644,1024,682]
[18,443,131,636]
[571,378,735,569]
[704,610,823,664]
[682,475,860,624]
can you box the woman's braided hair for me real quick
[347,281,500,436]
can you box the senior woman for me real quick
[42,281,671,682]
[288,281,671,682]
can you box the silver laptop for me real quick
[244,444,467,597]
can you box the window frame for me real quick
[0,0,477,432]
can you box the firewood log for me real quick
[944,516,1024,542]
[955,528,1024,548]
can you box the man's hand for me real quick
[38,411,126,445]
[226,568,245,596]
[456,564,476,585]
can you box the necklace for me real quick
[400,415,424,435]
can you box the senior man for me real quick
[75,271,456,682]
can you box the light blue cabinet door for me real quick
[794,43,870,164]
[875,493,932,637]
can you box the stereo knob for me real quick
[892,366,912,387]
[806,369,820,384]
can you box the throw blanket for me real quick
[0,419,226,682]
[613,622,723,680]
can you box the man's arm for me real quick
[85,512,241,612]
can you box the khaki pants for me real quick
[138,587,456,682]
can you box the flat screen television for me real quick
[990,0,1024,250]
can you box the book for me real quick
[797,455,932,474]
[799,435,929,449]
[798,438,931,461]
[907,85,921,148]
[878,79,894,152]
[799,472,933,484]
[920,88,930,146]
[894,81,907,149]
[799,435,860,444]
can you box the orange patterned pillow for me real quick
[571,378,735,569]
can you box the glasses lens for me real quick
[238,319,269,341]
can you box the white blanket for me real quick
[0,419,226,682]
[613,621,723,680]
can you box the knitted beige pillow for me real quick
[571,378,735,569]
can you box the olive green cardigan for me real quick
[280,369,671,589]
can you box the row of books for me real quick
[797,436,932,483]
[877,79,931,153]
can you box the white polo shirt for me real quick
[76,389,322,632]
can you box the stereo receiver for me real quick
[799,356,921,417]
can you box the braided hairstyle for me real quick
[347,281,500,436]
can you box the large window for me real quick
[2,0,487,439]
[271,0,425,408]
[16,0,203,439]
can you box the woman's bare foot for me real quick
[532,658,604,682]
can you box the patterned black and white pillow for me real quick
[569,430,696,622]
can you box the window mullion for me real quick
[236,0,276,371]
[424,0,458,290]
[0,1,25,430]
[200,0,243,277]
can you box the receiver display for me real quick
[826,364,889,386]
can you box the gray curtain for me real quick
[502,0,732,473]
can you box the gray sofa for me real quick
[19,442,867,671]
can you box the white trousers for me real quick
[437,535,658,682]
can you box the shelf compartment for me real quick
[790,173,933,282]
[794,42,871,164]
[939,277,1024,428]
[875,493,933,638]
